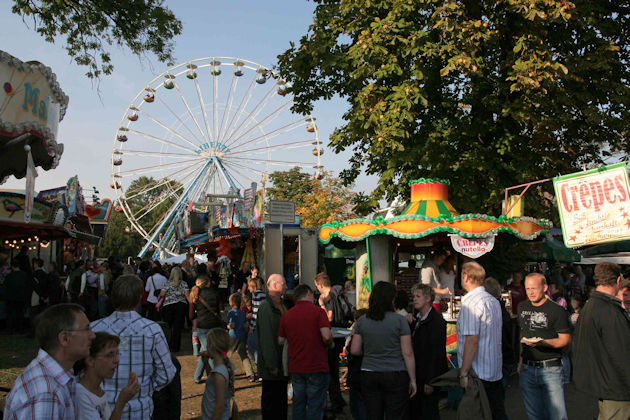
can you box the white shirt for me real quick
[439,269,456,298]
[145,273,168,304]
[75,383,111,420]
[456,286,502,381]
[420,260,440,288]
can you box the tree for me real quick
[11,0,182,78]
[267,167,358,228]
[278,0,630,219]
[97,175,180,257]
[96,208,144,258]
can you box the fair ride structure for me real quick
[112,57,323,259]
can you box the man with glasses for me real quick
[574,262,630,420]
[4,303,95,419]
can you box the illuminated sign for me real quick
[553,163,630,247]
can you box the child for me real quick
[241,295,251,317]
[227,293,255,382]
[74,332,140,420]
[201,328,236,420]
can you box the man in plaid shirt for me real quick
[91,274,176,419]
[4,303,95,419]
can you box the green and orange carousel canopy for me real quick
[318,178,552,244]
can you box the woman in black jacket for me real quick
[410,283,448,419]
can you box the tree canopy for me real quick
[266,167,358,227]
[278,0,630,218]
[98,176,180,258]
[11,0,182,78]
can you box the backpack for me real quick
[329,285,354,327]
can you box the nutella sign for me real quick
[450,235,495,258]
[553,163,630,247]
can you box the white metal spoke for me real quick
[213,67,219,140]
[137,107,202,151]
[192,76,214,142]
[228,117,309,152]
[220,76,256,144]
[119,149,205,160]
[172,82,209,141]
[123,162,204,200]
[222,161,260,185]
[222,159,268,176]
[126,128,198,154]
[222,81,278,145]
[217,72,238,142]
[225,155,315,166]
[154,93,204,145]
[117,158,204,177]
[227,139,315,155]
[225,98,293,150]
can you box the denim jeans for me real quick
[519,364,567,420]
[194,328,213,382]
[291,372,330,420]
[247,328,258,364]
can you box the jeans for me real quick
[247,328,258,364]
[229,337,254,377]
[194,328,212,382]
[291,372,330,420]
[361,370,410,420]
[519,364,567,420]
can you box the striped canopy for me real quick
[402,179,459,218]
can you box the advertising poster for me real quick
[553,163,630,247]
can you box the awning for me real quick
[319,179,552,244]
[575,253,630,265]
[0,50,68,183]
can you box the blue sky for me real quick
[1,0,378,202]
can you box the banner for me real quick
[553,163,630,247]
[24,146,38,223]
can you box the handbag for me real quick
[151,276,162,298]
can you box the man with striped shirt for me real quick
[91,274,176,419]
[457,261,505,420]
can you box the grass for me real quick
[0,334,37,389]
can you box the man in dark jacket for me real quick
[257,273,289,420]
[573,262,630,420]
[3,259,30,333]
[411,283,447,419]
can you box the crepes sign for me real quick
[450,234,496,258]
[553,163,630,247]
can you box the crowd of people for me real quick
[0,245,629,420]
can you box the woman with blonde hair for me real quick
[159,266,190,352]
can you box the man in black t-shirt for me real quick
[517,273,570,420]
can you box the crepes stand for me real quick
[318,178,552,358]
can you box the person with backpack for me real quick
[314,272,353,414]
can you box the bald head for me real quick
[267,273,286,295]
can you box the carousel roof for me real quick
[0,50,69,183]
[318,178,552,244]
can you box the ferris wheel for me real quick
[111,57,323,258]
